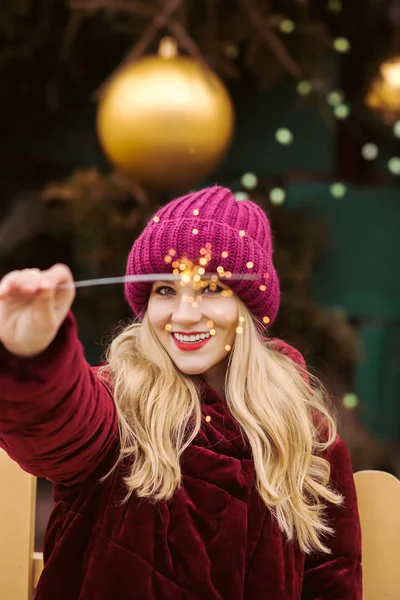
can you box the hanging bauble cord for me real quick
[96,37,235,189]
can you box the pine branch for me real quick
[166,19,212,75]
[71,0,212,98]
[90,0,184,99]
[59,11,88,61]
[68,0,155,18]
[239,0,303,79]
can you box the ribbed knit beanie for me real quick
[125,186,280,324]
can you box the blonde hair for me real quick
[101,301,342,554]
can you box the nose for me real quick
[172,294,202,327]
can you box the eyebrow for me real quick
[153,280,176,286]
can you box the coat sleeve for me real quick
[0,312,118,485]
[301,436,362,600]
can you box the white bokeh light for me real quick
[241,173,258,189]
[269,188,286,205]
[275,128,294,145]
[361,143,379,161]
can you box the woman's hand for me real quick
[0,264,75,357]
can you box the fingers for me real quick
[0,269,39,297]
[0,265,74,298]
[41,264,74,290]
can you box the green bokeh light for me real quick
[224,44,239,59]
[327,90,344,106]
[275,128,294,145]
[327,0,342,13]
[333,37,351,53]
[334,104,350,119]
[269,188,286,205]
[330,182,347,198]
[234,192,250,201]
[280,19,295,34]
[241,172,258,189]
[297,80,312,96]
[388,157,400,175]
[343,393,359,409]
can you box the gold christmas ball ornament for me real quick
[96,38,235,188]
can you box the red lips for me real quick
[171,332,211,352]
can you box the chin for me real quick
[175,363,209,376]
[170,356,210,376]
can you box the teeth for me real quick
[173,332,211,344]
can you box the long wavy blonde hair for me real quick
[100,299,342,554]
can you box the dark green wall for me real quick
[284,182,400,442]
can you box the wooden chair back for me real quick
[0,450,43,600]
[354,469,400,600]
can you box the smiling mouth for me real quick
[172,332,211,344]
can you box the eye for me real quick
[154,285,176,296]
[202,284,224,295]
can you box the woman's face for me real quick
[147,278,238,380]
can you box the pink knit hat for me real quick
[125,186,280,324]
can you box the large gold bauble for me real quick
[96,42,235,188]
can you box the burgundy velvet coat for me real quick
[0,314,362,599]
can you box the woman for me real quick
[0,186,361,599]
